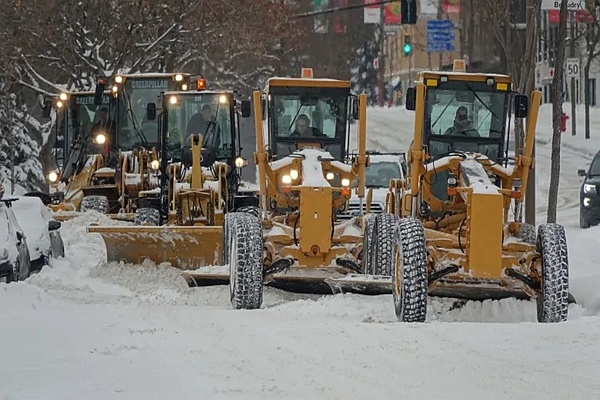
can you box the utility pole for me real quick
[570,10,577,136]
[378,1,386,106]
[438,0,443,69]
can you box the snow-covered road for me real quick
[1,104,600,399]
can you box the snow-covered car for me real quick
[11,195,65,271]
[0,196,32,283]
[338,152,407,219]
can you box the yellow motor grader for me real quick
[328,61,571,323]
[27,90,117,219]
[61,73,194,218]
[185,68,383,309]
[87,87,254,281]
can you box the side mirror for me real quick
[261,97,267,121]
[352,96,359,120]
[578,169,587,177]
[48,220,62,231]
[42,100,52,118]
[146,103,156,121]
[94,81,106,105]
[405,87,416,111]
[514,94,529,118]
[241,100,251,118]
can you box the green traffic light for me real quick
[403,43,411,54]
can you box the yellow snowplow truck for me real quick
[70,73,194,218]
[26,90,116,219]
[185,68,381,308]
[87,87,254,281]
[329,61,571,323]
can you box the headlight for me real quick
[290,169,299,180]
[219,95,228,104]
[95,133,106,144]
[341,178,350,187]
[48,171,59,182]
[56,101,63,108]
[326,172,334,180]
[235,157,247,168]
[175,74,183,82]
[281,175,292,184]
[0,248,7,261]
[115,75,123,83]
[583,198,591,207]
[169,96,178,105]
[59,93,68,101]
[181,84,188,91]
[150,160,160,170]
[584,183,596,194]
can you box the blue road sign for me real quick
[427,19,455,53]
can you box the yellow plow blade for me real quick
[87,225,222,269]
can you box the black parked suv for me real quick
[579,150,600,229]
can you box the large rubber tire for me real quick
[228,213,264,310]
[369,213,397,276]
[80,195,109,213]
[134,208,160,226]
[519,222,536,245]
[235,205,260,218]
[221,212,235,265]
[536,224,570,323]
[580,210,591,229]
[361,214,376,274]
[392,218,428,323]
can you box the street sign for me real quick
[426,19,455,53]
[541,0,586,10]
[566,58,580,78]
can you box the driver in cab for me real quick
[444,106,480,137]
[291,114,325,138]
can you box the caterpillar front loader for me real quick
[327,61,571,323]
[186,68,384,308]
[26,90,117,220]
[87,87,255,281]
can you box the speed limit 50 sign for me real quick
[566,58,580,78]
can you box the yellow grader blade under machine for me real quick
[327,61,572,323]
[184,68,391,304]
[87,87,255,282]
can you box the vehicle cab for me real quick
[260,68,357,162]
[578,150,600,228]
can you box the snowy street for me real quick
[1,105,600,399]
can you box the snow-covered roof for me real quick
[163,90,233,96]
[117,73,190,79]
[418,71,511,79]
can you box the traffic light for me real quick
[401,0,418,24]
[403,34,412,56]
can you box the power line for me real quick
[290,0,398,19]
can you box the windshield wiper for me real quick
[465,83,500,123]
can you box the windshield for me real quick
[165,93,233,163]
[119,78,176,150]
[429,86,507,139]
[63,94,114,156]
[352,161,402,188]
[272,94,347,139]
[591,155,600,176]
